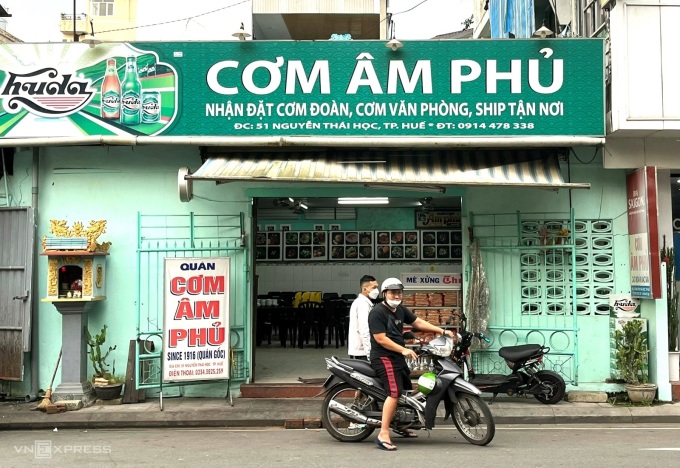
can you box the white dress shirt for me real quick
[347,294,374,357]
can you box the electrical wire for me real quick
[354,0,433,39]
[96,0,250,35]
[570,147,600,165]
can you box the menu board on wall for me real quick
[329,231,374,261]
[256,231,282,261]
[283,231,328,261]
[421,230,463,260]
[375,230,421,261]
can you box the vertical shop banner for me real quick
[163,258,230,382]
[626,167,661,299]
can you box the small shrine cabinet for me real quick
[42,251,107,301]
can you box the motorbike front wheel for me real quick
[533,370,566,405]
[452,393,495,446]
[321,383,378,442]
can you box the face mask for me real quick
[368,289,380,300]
[386,298,401,308]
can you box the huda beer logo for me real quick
[0,67,95,117]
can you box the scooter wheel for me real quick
[321,383,377,442]
[533,370,566,405]
[452,393,495,446]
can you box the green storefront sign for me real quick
[0,40,604,139]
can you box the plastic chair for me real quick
[325,299,349,348]
[297,301,324,349]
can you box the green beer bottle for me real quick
[121,56,141,125]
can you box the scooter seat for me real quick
[498,344,543,362]
[335,358,378,377]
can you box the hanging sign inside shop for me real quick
[415,210,462,229]
[401,272,462,289]
[0,40,604,139]
[626,167,661,299]
[162,257,230,382]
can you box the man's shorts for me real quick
[371,356,411,398]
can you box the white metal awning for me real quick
[186,150,590,190]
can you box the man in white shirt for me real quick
[347,275,379,360]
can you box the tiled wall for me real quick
[256,263,462,297]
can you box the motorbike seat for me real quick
[334,358,378,377]
[498,344,543,361]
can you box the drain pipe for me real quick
[26,147,40,402]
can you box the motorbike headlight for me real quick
[426,335,453,357]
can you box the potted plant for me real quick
[85,324,123,400]
[614,319,657,403]
[661,236,680,381]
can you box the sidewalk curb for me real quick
[3,411,680,431]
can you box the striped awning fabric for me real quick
[186,150,590,189]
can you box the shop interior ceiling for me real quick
[256,196,462,220]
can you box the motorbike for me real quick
[320,334,495,446]
[451,314,566,405]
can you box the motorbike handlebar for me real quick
[471,332,491,344]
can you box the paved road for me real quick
[2,424,680,467]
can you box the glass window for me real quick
[92,0,114,17]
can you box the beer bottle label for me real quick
[102,90,120,115]
[122,91,141,122]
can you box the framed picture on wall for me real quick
[314,224,324,231]
[280,224,291,231]
[329,224,341,231]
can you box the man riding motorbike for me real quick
[367,277,455,451]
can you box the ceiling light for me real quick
[338,197,390,205]
[299,202,308,210]
[363,183,446,194]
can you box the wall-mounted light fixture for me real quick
[385,15,403,51]
[232,22,251,41]
[533,20,554,38]
[81,20,101,48]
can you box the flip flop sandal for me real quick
[394,429,418,438]
[375,438,398,451]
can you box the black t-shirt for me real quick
[368,302,417,360]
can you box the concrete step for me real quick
[240,383,324,398]
[566,391,608,403]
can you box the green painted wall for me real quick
[7,146,635,396]
[465,151,630,388]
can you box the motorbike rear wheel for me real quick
[533,370,566,405]
[321,383,378,442]
[452,393,495,446]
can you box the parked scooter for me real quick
[451,314,566,405]
[321,334,495,446]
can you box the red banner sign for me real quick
[626,167,661,299]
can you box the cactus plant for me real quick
[85,324,117,382]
